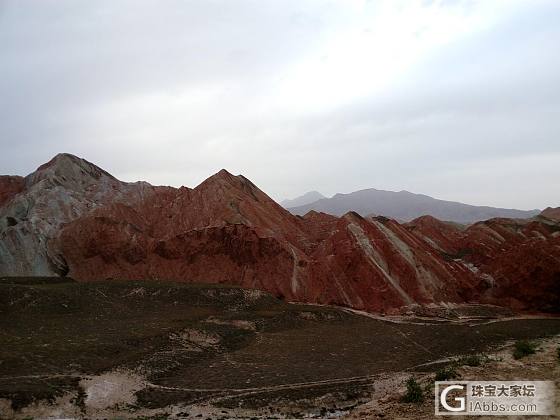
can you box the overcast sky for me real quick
[1,0,559,209]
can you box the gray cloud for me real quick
[1,0,558,209]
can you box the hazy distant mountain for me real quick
[287,188,540,224]
[280,191,325,208]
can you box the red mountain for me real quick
[1,154,558,313]
[406,215,560,312]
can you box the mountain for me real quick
[0,154,160,276]
[541,207,560,221]
[287,188,540,224]
[281,191,325,208]
[1,154,558,313]
[406,215,560,312]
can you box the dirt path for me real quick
[339,306,558,327]
[148,374,375,394]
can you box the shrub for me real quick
[402,377,424,403]
[456,354,487,367]
[556,347,560,363]
[435,365,458,381]
[70,386,87,412]
[513,340,537,360]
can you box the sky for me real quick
[1,0,559,210]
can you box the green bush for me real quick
[435,365,458,381]
[513,340,537,360]
[402,377,424,403]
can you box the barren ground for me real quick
[0,277,559,419]
[345,336,560,420]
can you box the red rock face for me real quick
[0,176,25,208]
[301,213,479,312]
[406,216,560,312]
[49,168,482,313]
[0,154,558,313]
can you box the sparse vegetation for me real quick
[513,340,537,359]
[435,365,458,381]
[557,347,560,363]
[455,353,488,367]
[70,386,87,412]
[401,377,424,403]
[1,278,559,415]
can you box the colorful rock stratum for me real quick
[1,153,558,313]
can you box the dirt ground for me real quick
[344,336,560,420]
[0,278,559,419]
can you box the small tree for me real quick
[513,340,537,360]
[435,365,458,381]
[402,377,424,403]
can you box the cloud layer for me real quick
[1,0,558,209]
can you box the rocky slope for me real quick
[406,215,560,312]
[0,154,558,313]
[287,188,540,223]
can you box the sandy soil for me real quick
[80,370,146,410]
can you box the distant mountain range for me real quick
[285,188,540,224]
[280,191,325,208]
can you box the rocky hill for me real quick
[0,154,558,313]
[541,206,560,221]
[0,154,162,276]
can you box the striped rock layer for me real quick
[1,154,558,313]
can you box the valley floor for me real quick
[0,278,559,419]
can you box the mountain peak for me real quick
[197,168,238,188]
[198,169,263,192]
[199,168,238,184]
[216,168,234,178]
[27,153,118,188]
[36,153,82,171]
[195,169,267,205]
[342,210,364,222]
